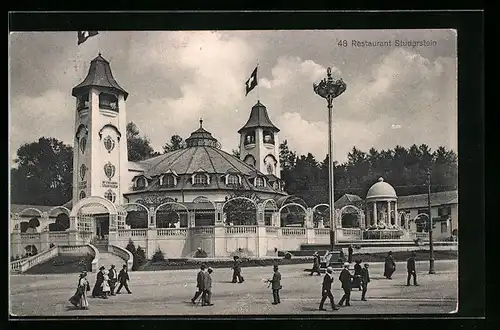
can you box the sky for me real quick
[9,30,457,166]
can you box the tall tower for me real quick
[71,54,129,207]
[238,101,281,178]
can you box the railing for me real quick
[118,229,147,237]
[363,229,404,240]
[342,228,362,237]
[79,231,93,243]
[190,226,215,235]
[109,244,134,271]
[314,228,330,236]
[20,233,41,241]
[282,228,306,236]
[10,246,58,273]
[49,232,69,240]
[266,226,279,234]
[225,226,257,234]
[157,228,188,237]
[411,232,430,241]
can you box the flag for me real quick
[77,31,99,45]
[245,66,258,96]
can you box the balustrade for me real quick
[265,226,279,234]
[190,226,214,235]
[225,226,257,234]
[10,246,58,273]
[20,233,41,241]
[157,228,188,236]
[314,228,330,236]
[282,228,306,236]
[118,229,147,237]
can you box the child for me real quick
[101,270,111,298]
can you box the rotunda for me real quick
[365,177,398,227]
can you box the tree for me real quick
[163,135,186,153]
[127,122,156,161]
[10,137,73,205]
[231,148,241,158]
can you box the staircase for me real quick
[91,237,127,269]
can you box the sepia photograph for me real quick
[9,29,459,317]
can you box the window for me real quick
[136,177,146,189]
[227,174,239,186]
[104,189,117,203]
[162,175,176,187]
[441,222,447,233]
[244,155,256,167]
[99,93,119,111]
[244,132,256,145]
[255,177,265,187]
[438,206,452,217]
[194,174,208,185]
[263,130,274,144]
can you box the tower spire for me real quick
[199,118,203,128]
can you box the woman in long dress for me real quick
[102,270,111,298]
[383,251,396,279]
[92,266,105,298]
[69,271,90,309]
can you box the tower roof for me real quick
[238,101,280,133]
[72,54,129,100]
[185,119,219,148]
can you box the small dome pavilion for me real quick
[365,177,398,227]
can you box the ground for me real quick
[10,260,457,316]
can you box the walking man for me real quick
[191,264,206,304]
[338,262,353,307]
[116,264,132,294]
[108,265,117,296]
[384,251,396,279]
[319,267,339,311]
[360,263,370,301]
[202,267,214,306]
[231,256,244,283]
[268,265,282,305]
[310,252,321,276]
[406,252,418,286]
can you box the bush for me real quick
[133,245,147,270]
[126,239,137,255]
[194,249,208,258]
[151,247,166,263]
[284,252,292,260]
[10,256,15,262]
[49,243,55,248]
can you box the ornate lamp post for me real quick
[313,68,347,251]
[427,168,435,274]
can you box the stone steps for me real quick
[98,252,127,270]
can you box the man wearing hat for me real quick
[319,267,339,311]
[108,265,118,296]
[116,264,132,294]
[310,252,321,276]
[231,256,244,283]
[360,263,370,301]
[191,264,207,304]
[267,265,282,305]
[202,267,214,306]
[338,262,354,306]
[92,266,106,298]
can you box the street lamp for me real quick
[313,67,347,251]
[427,168,435,274]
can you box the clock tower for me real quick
[71,54,129,207]
[238,101,281,179]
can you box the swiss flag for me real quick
[245,67,258,96]
[77,31,99,45]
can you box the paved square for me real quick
[10,260,457,316]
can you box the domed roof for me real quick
[185,119,219,148]
[366,177,397,200]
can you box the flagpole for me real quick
[257,62,260,102]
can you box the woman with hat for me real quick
[92,266,106,298]
[101,269,111,298]
[69,271,90,309]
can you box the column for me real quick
[149,207,156,228]
[387,201,392,225]
[215,202,224,226]
[394,202,398,226]
[372,202,377,225]
[188,212,196,228]
[40,227,50,251]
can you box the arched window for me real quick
[244,155,256,167]
[244,132,256,145]
[99,93,119,111]
[163,175,176,187]
[136,177,147,189]
[77,93,89,111]
[263,130,275,145]
[193,173,208,185]
[255,177,265,187]
[227,174,239,186]
[79,191,86,200]
[104,189,117,203]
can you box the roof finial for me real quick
[199,118,203,128]
[98,52,101,56]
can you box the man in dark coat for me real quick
[108,264,118,296]
[319,267,339,311]
[406,252,418,286]
[384,251,396,279]
[310,252,321,276]
[268,265,282,305]
[338,262,353,306]
[202,267,214,306]
[353,259,363,290]
[348,245,354,263]
[116,264,132,294]
[92,266,105,298]
[191,264,206,304]
[231,256,244,283]
[360,263,370,301]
